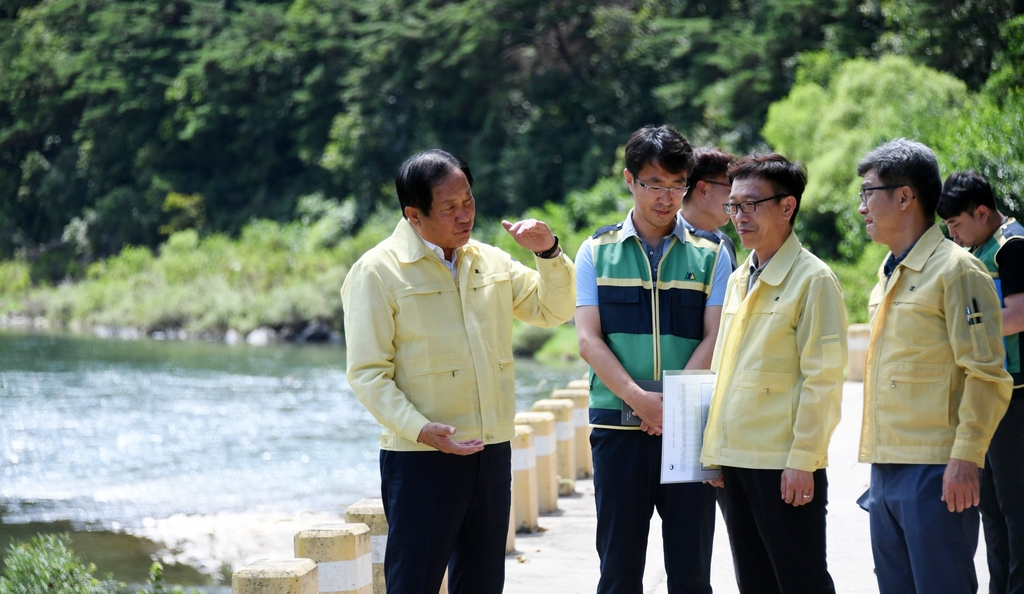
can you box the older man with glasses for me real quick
[856,139,1012,594]
[576,124,730,593]
[701,153,848,594]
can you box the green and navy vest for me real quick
[973,217,1024,387]
[589,222,722,412]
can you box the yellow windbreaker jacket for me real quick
[701,232,848,472]
[860,224,1012,466]
[341,218,576,451]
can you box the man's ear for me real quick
[781,195,797,222]
[897,185,915,210]
[404,206,422,226]
[974,204,990,223]
[623,168,634,186]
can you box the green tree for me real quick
[762,54,968,259]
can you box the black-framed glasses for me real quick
[634,177,689,197]
[723,194,787,215]
[701,180,731,189]
[859,184,904,205]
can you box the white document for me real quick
[661,370,718,483]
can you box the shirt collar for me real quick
[419,235,456,265]
[743,230,803,287]
[620,209,689,245]
[393,217,471,265]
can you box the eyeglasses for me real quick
[859,184,904,205]
[701,180,731,189]
[722,194,787,215]
[634,177,689,197]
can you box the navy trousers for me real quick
[591,427,716,594]
[718,467,835,594]
[868,464,980,594]
[981,390,1024,594]
[380,442,511,594]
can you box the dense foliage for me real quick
[0,533,204,594]
[2,0,1022,279]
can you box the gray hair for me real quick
[857,138,942,220]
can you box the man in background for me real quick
[682,146,739,269]
[938,170,1024,594]
[342,149,575,594]
[857,140,1012,594]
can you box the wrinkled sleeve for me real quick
[945,265,1013,465]
[508,251,576,328]
[341,260,430,443]
[788,272,849,471]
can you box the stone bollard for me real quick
[848,323,870,382]
[344,500,387,594]
[511,425,540,532]
[566,378,589,391]
[233,558,318,594]
[294,523,373,594]
[551,388,592,479]
[531,399,577,492]
[514,411,559,513]
[344,498,448,594]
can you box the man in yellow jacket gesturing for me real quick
[856,139,1012,594]
[341,149,576,594]
[701,153,848,594]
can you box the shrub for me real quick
[0,533,123,594]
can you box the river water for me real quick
[0,330,585,589]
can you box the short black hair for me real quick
[937,170,997,219]
[624,125,695,178]
[857,139,941,221]
[395,149,473,217]
[684,146,736,202]
[728,153,807,224]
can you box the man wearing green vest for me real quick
[576,125,728,593]
[938,170,1024,594]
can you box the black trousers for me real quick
[719,467,835,594]
[591,427,716,594]
[981,389,1024,594]
[380,442,511,594]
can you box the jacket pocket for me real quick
[726,370,797,450]
[405,353,465,422]
[493,344,516,421]
[878,363,952,441]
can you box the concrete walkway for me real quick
[504,381,991,594]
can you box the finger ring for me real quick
[802,494,811,498]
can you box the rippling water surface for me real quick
[0,330,585,584]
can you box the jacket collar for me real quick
[392,217,477,265]
[746,230,802,287]
[897,224,944,273]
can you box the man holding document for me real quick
[576,125,729,593]
[701,153,848,594]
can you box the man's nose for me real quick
[858,202,869,216]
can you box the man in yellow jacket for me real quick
[701,153,848,594]
[341,149,576,594]
[857,139,1012,594]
